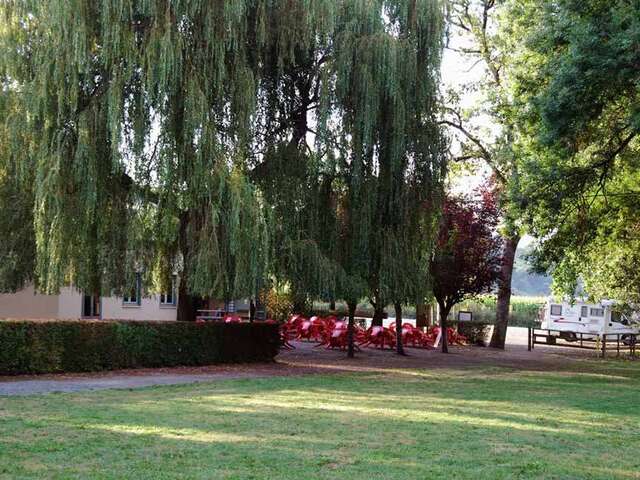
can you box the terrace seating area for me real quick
[276,314,468,350]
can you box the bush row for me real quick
[0,320,280,375]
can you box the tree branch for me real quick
[438,119,507,183]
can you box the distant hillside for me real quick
[511,245,552,297]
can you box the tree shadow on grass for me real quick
[2,370,640,479]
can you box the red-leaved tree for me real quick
[430,187,503,353]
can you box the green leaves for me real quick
[505,0,640,302]
[0,1,446,307]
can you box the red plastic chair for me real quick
[361,326,395,349]
[223,315,242,323]
[296,320,314,341]
[265,319,295,350]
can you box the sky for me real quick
[439,36,493,195]
[440,42,535,250]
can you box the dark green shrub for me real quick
[0,320,280,375]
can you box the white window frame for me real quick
[160,276,177,307]
[550,304,563,316]
[580,306,588,317]
[589,307,604,318]
[122,273,142,306]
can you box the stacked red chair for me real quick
[427,326,468,346]
[281,315,303,339]
[265,319,295,349]
[360,325,396,349]
[296,319,314,341]
[223,314,242,323]
[326,323,349,350]
[309,316,328,342]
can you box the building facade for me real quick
[0,284,177,321]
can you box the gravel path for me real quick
[0,371,278,396]
[0,327,616,396]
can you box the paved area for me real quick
[0,327,623,396]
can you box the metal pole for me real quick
[527,327,531,351]
[602,334,606,358]
[531,329,535,350]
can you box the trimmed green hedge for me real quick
[0,320,280,375]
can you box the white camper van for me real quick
[540,299,639,342]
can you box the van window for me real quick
[611,311,628,325]
[581,306,588,317]
[550,305,562,316]
[590,308,604,317]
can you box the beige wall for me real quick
[0,285,59,319]
[102,295,177,321]
[57,287,83,319]
[0,286,177,321]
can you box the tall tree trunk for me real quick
[394,302,406,355]
[177,280,198,322]
[249,299,256,323]
[439,302,451,354]
[490,234,520,349]
[416,303,429,329]
[177,210,197,322]
[347,300,357,358]
[329,299,336,312]
[371,302,385,327]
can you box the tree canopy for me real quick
[503,0,640,302]
[430,186,502,351]
[441,0,527,348]
[0,1,447,326]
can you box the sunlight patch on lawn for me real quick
[87,423,256,444]
[225,394,587,435]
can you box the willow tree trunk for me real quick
[347,301,357,358]
[439,303,451,354]
[177,281,198,322]
[177,210,197,322]
[416,303,429,329]
[490,234,520,349]
[394,302,405,355]
[371,302,385,327]
[249,299,256,323]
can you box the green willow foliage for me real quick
[252,1,447,308]
[503,0,640,302]
[0,1,446,309]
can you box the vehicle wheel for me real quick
[621,335,637,346]
[545,336,556,345]
[560,332,578,342]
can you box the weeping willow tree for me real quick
[0,1,445,328]
[247,1,447,356]
[0,88,36,291]
[0,1,273,320]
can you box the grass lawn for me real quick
[1,361,639,479]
